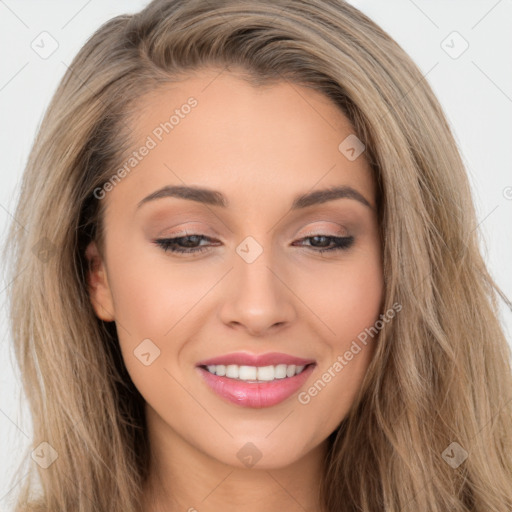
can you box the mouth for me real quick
[198,362,314,382]
[195,351,316,369]
[196,356,317,408]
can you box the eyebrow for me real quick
[136,184,374,211]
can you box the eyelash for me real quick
[153,233,355,255]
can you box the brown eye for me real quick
[154,234,215,254]
[293,235,355,253]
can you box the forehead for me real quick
[108,69,376,214]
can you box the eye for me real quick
[153,233,355,255]
[293,234,355,253]
[154,234,217,254]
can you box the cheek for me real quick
[301,250,384,343]
[295,268,383,431]
[105,242,229,393]
[107,240,213,336]
[106,249,210,406]
[297,249,383,406]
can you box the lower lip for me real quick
[196,364,316,408]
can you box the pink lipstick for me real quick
[196,352,316,408]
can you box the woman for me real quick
[4,0,512,511]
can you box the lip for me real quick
[196,351,316,367]
[197,363,316,408]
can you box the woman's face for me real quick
[86,68,384,470]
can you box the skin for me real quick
[86,67,384,512]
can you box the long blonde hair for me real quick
[4,1,512,510]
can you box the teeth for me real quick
[204,363,308,381]
[239,365,257,380]
[286,365,296,377]
[226,364,238,379]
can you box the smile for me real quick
[196,362,316,408]
[202,363,308,381]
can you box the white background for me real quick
[1,1,511,508]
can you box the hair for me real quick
[3,0,512,511]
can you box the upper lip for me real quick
[196,352,316,368]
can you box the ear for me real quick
[85,241,115,322]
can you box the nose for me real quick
[218,246,297,337]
